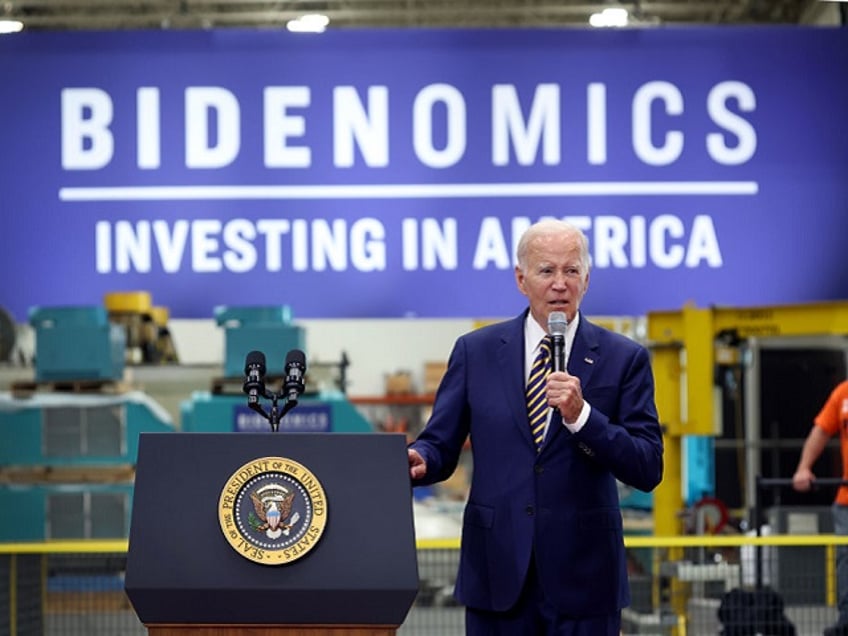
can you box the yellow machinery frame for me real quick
[648,300,848,533]
[646,300,848,627]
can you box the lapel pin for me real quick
[584,357,595,364]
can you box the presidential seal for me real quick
[218,456,327,565]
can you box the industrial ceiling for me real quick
[0,0,842,31]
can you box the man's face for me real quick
[514,231,589,330]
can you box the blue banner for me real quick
[234,404,331,433]
[1,28,846,320]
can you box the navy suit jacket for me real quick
[409,310,664,616]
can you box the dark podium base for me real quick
[146,625,397,636]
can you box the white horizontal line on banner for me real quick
[59,180,759,201]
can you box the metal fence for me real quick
[2,535,847,636]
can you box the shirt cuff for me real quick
[564,400,591,433]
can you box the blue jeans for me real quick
[834,504,848,624]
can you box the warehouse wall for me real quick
[0,316,477,424]
[168,316,475,396]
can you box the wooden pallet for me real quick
[210,374,285,396]
[10,378,131,398]
[0,464,136,485]
[46,590,133,613]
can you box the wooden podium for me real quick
[125,433,419,635]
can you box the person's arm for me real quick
[407,337,471,486]
[792,425,830,492]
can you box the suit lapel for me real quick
[567,317,600,388]
[496,311,537,448]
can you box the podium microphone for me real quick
[283,349,307,403]
[243,350,267,405]
[548,311,568,373]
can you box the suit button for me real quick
[534,465,544,474]
[525,505,535,516]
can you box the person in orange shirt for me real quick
[792,379,848,636]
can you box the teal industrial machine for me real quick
[0,390,175,541]
[181,390,372,433]
[28,305,126,381]
[181,305,372,434]
[0,304,175,541]
[214,304,305,378]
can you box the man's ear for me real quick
[514,265,526,294]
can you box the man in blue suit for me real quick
[408,219,664,635]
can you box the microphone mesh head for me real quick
[547,311,568,336]
[245,350,266,374]
[285,349,307,369]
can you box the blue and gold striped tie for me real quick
[526,336,551,450]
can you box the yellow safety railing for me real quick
[4,534,848,636]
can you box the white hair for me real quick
[516,219,591,273]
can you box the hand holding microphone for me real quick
[546,311,583,422]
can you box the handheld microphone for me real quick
[283,349,307,403]
[243,350,267,405]
[547,311,568,373]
